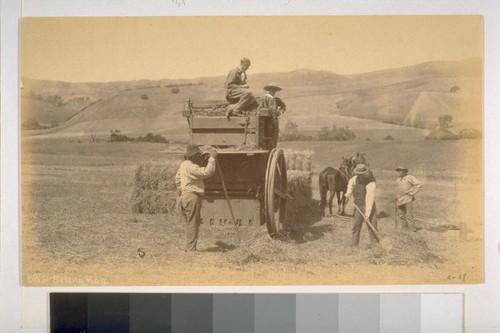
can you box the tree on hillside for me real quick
[450,85,461,93]
[22,119,43,130]
[459,128,481,139]
[109,129,130,142]
[426,114,458,140]
[280,121,300,141]
[317,124,356,141]
[438,114,453,130]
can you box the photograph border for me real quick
[2,0,500,331]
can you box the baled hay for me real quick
[300,150,313,171]
[285,152,297,170]
[286,171,313,224]
[131,161,181,214]
[284,149,313,171]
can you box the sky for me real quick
[20,16,483,82]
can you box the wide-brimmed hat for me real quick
[264,82,282,92]
[184,144,202,158]
[395,165,408,172]
[353,164,369,175]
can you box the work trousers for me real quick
[181,192,202,251]
[227,87,256,112]
[352,203,378,247]
[398,201,416,232]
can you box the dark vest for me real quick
[353,180,367,207]
[353,173,376,207]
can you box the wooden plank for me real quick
[191,116,256,129]
[190,99,228,108]
[201,198,263,227]
[257,109,273,117]
[217,150,269,155]
[191,133,258,146]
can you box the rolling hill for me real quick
[21,57,482,139]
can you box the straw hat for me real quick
[353,164,369,175]
[184,144,201,158]
[395,165,408,172]
[264,82,282,92]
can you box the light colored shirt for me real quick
[224,66,247,91]
[175,157,216,196]
[264,93,286,111]
[396,174,422,206]
[345,175,376,218]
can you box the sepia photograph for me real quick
[20,16,483,286]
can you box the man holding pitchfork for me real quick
[344,164,379,247]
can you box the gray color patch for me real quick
[296,294,339,333]
[213,294,254,333]
[338,294,380,333]
[255,294,296,333]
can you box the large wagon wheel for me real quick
[265,148,288,237]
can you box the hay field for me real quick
[21,136,482,286]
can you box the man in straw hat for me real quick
[175,144,217,251]
[344,164,378,247]
[396,165,422,232]
[224,58,258,119]
[263,82,286,112]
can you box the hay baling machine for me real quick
[182,98,287,237]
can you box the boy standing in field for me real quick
[263,82,287,112]
[395,165,423,232]
[175,144,217,251]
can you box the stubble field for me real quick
[21,136,482,286]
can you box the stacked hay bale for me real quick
[284,150,313,225]
[131,161,180,214]
[285,149,312,172]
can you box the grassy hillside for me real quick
[21,57,482,138]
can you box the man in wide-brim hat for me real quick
[263,82,286,112]
[344,164,379,247]
[175,144,217,251]
[395,165,422,232]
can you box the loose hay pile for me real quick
[385,231,445,265]
[223,227,306,267]
[131,161,180,214]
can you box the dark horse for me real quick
[350,152,367,172]
[319,157,352,216]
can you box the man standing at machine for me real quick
[175,144,218,251]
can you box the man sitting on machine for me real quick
[224,57,259,119]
